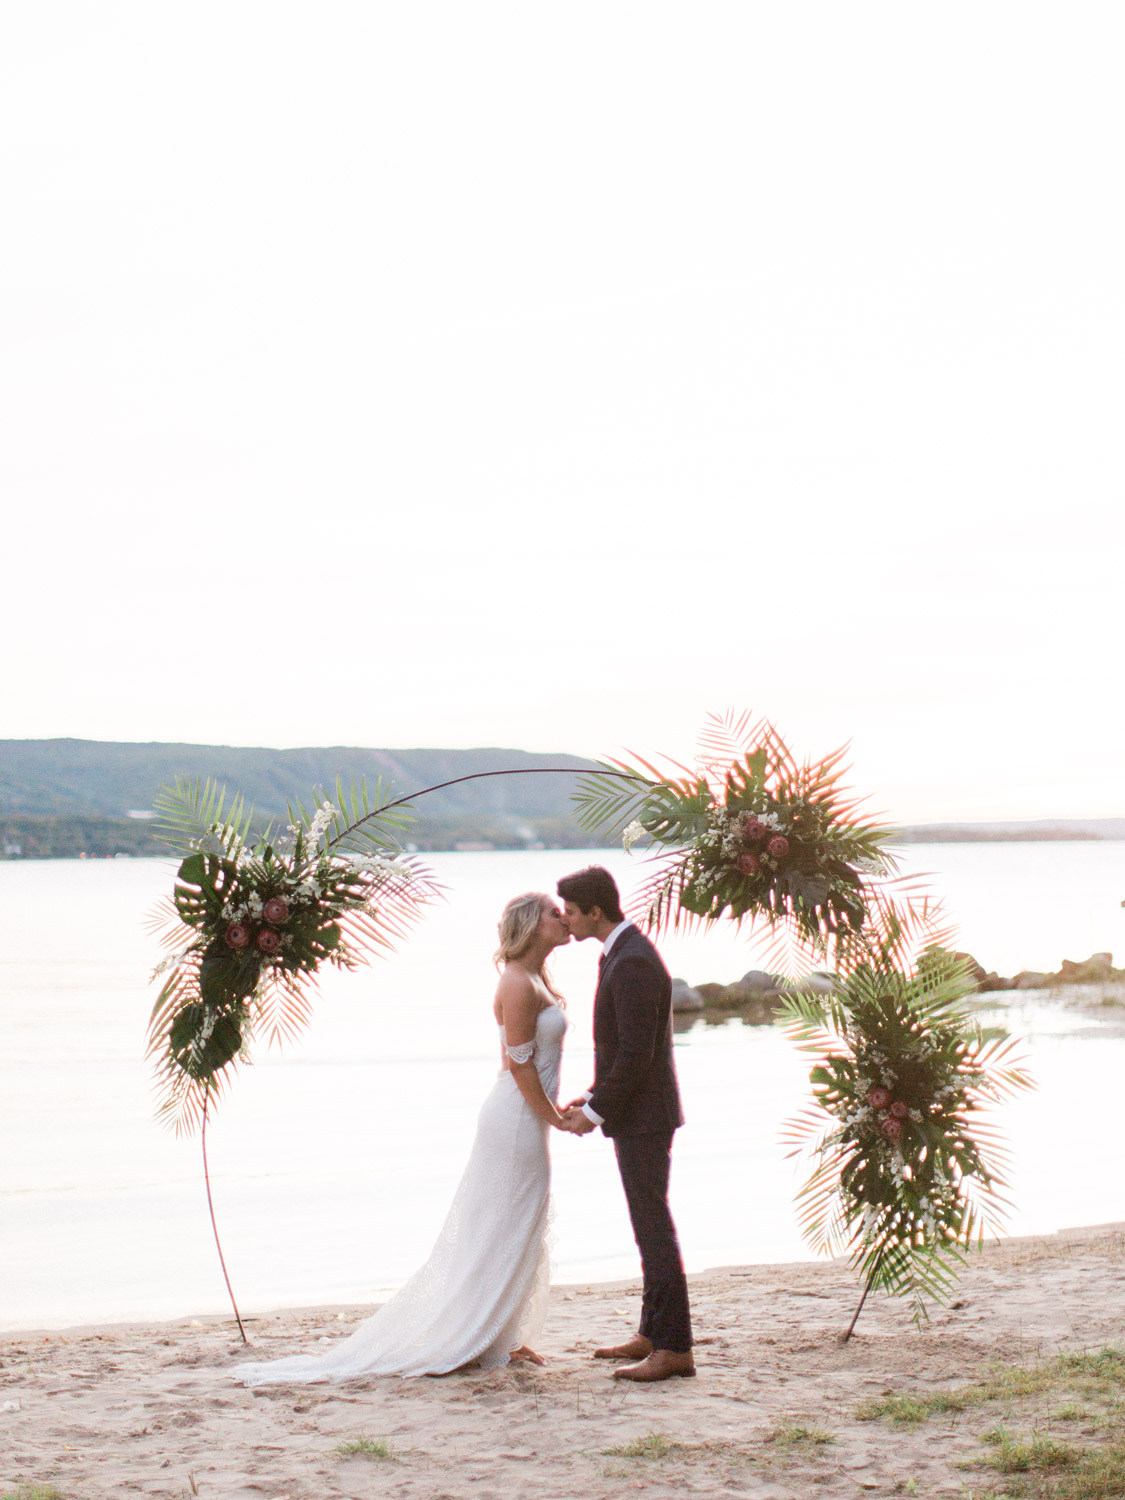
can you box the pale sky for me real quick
[2,3,1122,823]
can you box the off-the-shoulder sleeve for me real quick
[505,1039,536,1064]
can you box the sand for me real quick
[3,1224,1124,1500]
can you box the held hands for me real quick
[559,1105,597,1135]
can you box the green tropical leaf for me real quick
[153,778,254,858]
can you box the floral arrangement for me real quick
[148,778,438,1133]
[779,950,1032,1334]
[576,711,936,970]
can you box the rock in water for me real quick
[740,969,782,992]
[1057,952,1114,983]
[802,972,837,994]
[1078,952,1113,981]
[670,978,704,1012]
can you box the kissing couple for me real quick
[233,865,695,1386]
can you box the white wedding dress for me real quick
[233,1003,567,1384]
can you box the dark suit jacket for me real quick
[587,924,684,1138]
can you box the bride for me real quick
[232,891,572,1384]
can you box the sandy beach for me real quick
[3,1223,1124,1500]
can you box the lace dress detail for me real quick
[502,1033,536,1065]
[233,1003,568,1384]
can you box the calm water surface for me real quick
[1,843,1123,1330]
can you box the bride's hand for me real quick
[562,1096,588,1112]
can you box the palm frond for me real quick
[317,774,417,856]
[253,969,317,1051]
[696,709,776,784]
[572,762,662,840]
[153,778,254,858]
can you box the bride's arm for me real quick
[497,971,566,1129]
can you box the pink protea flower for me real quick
[742,816,769,842]
[225,923,251,949]
[767,835,790,858]
[867,1085,891,1109]
[257,928,281,955]
[737,852,761,877]
[881,1116,903,1140]
[262,897,290,926]
[890,1100,910,1120]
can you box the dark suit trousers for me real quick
[613,1132,693,1353]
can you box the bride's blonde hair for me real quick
[494,891,564,1001]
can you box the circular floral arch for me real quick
[149,712,1030,1341]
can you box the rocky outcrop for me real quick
[1057,952,1114,983]
[681,970,841,1026]
[962,950,1122,992]
[670,978,704,1012]
[740,970,782,992]
[677,951,1124,1023]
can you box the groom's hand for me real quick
[563,1096,589,1112]
[562,1106,597,1135]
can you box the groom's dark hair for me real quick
[556,866,625,923]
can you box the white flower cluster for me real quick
[192,824,227,857]
[342,851,413,881]
[622,819,646,853]
[917,1196,940,1241]
[304,801,338,850]
[151,944,196,978]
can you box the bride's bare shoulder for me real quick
[494,964,538,1023]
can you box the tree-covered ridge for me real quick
[0,740,605,857]
[0,739,598,819]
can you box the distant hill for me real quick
[0,739,604,857]
[895,819,1125,842]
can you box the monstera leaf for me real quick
[199,940,262,1008]
[168,1003,245,1080]
[174,853,239,929]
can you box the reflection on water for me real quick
[1,848,1124,1330]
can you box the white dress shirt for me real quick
[581,921,634,1125]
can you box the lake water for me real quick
[1,842,1123,1332]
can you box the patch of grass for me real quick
[333,1435,395,1460]
[859,1346,1125,1429]
[605,1431,675,1460]
[764,1422,835,1447]
[2,1486,67,1500]
[1051,1402,1090,1422]
[963,1438,1125,1499]
[976,1426,1078,1474]
[601,1432,760,1468]
[1055,1348,1125,1390]
[858,1391,968,1425]
[1051,1440,1125,1499]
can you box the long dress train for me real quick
[232,1003,567,1383]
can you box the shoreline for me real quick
[6,1220,1122,1342]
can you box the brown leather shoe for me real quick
[593,1335,653,1361]
[614,1349,696,1382]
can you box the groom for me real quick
[557,866,695,1381]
